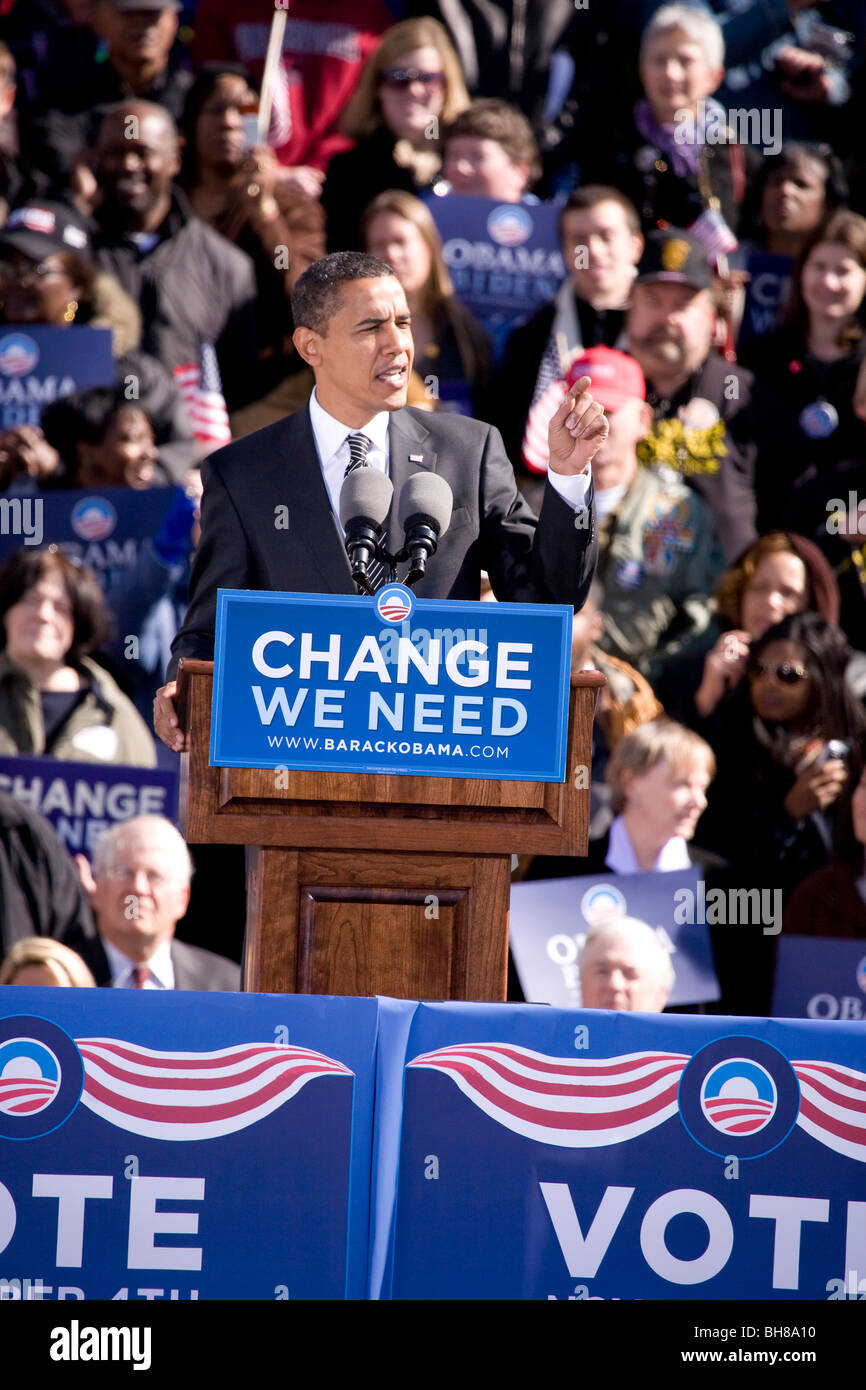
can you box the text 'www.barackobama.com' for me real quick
[266,736,509,760]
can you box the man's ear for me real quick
[292,325,322,368]
[168,137,183,181]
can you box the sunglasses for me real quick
[381,67,446,90]
[748,660,809,684]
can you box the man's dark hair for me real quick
[0,548,110,664]
[291,252,397,336]
[559,185,642,240]
[442,99,541,184]
[42,386,151,468]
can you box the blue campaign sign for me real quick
[510,867,720,1008]
[210,586,572,782]
[374,1003,866,1300]
[773,935,866,1022]
[0,485,176,581]
[0,990,379,1301]
[0,325,114,429]
[736,251,793,351]
[0,755,178,857]
[427,194,565,360]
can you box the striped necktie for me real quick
[342,431,389,589]
[344,431,372,477]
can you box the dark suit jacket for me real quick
[81,936,241,992]
[169,403,596,671]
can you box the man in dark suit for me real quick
[154,251,607,750]
[80,815,239,991]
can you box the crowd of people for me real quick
[0,0,864,1017]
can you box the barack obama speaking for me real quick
[154,252,607,750]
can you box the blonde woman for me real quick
[0,937,96,987]
[361,189,491,414]
[322,18,469,252]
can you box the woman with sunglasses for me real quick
[321,18,469,253]
[698,610,866,898]
[695,611,865,1011]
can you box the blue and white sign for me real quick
[773,935,866,1022]
[509,868,721,1007]
[210,587,572,781]
[0,485,176,583]
[736,251,793,351]
[0,325,113,429]
[0,756,178,857]
[0,991,379,1300]
[427,194,565,361]
[373,1003,866,1300]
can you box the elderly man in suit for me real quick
[154,250,607,750]
[80,815,239,990]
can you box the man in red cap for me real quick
[533,345,724,677]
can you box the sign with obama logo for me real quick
[0,991,378,1301]
[210,588,572,781]
[373,1006,866,1301]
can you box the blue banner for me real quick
[0,756,178,857]
[210,586,572,781]
[509,868,720,1008]
[374,1003,866,1300]
[0,485,176,581]
[427,194,565,360]
[736,251,792,351]
[0,326,114,429]
[773,935,866,1022]
[0,990,379,1301]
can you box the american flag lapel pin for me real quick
[409,453,424,463]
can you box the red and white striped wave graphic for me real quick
[75,1038,353,1141]
[0,1074,58,1115]
[702,1095,774,1135]
[793,1059,866,1163]
[407,1043,688,1148]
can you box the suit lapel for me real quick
[263,406,355,594]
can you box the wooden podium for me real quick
[177,659,603,1001]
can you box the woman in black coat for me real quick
[321,17,469,252]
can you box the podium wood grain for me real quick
[176,659,602,1000]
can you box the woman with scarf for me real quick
[579,4,756,256]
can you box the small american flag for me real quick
[76,1037,353,1141]
[793,1059,866,1163]
[408,1043,688,1148]
[522,377,569,475]
[173,343,232,449]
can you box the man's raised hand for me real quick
[548,375,609,475]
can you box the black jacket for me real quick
[93,190,259,411]
[0,791,95,954]
[321,127,434,253]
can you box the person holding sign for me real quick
[154,251,605,750]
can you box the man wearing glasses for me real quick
[79,815,240,990]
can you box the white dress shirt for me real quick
[103,937,175,990]
[604,814,693,874]
[307,388,593,532]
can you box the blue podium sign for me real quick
[0,990,379,1301]
[210,586,572,781]
[374,1003,866,1301]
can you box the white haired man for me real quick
[81,815,240,991]
[579,916,674,1013]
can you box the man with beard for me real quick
[89,100,258,411]
[626,227,785,562]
